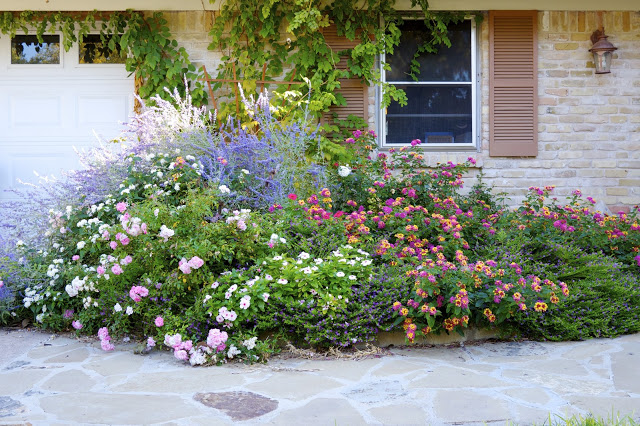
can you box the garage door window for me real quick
[79,35,126,64]
[11,34,60,64]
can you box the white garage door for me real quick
[0,33,134,201]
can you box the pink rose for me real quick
[178,258,192,274]
[116,202,128,213]
[101,340,115,351]
[72,320,83,330]
[174,349,188,361]
[155,316,164,327]
[97,266,105,275]
[111,264,123,275]
[120,236,130,246]
[72,255,80,261]
[97,327,110,340]
[109,241,118,250]
[187,256,204,269]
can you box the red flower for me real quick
[287,193,297,201]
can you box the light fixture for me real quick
[589,28,617,74]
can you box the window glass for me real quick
[386,85,472,144]
[386,20,471,82]
[11,34,60,64]
[383,19,474,146]
[79,34,126,64]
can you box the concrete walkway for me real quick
[0,328,639,425]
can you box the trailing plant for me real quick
[0,10,207,107]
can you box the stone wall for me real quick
[164,10,640,211]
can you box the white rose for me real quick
[77,241,86,250]
[338,165,352,177]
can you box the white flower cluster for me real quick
[337,164,352,177]
[243,336,258,351]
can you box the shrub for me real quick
[6,83,640,366]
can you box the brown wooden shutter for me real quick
[489,11,538,157]
[322,24,369,124]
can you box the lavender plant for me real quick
[197,88,327,209]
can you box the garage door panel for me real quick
[78,95,129,125]
[10,95,63,127]
[1,151,70,201]
[0,37,134,202]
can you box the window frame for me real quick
[8,33,64,68]
[379,16,478,150]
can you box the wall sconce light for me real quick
[589,28,617,74]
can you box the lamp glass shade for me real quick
[593,50,613,74]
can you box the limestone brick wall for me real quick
[162,11,224,96]
[478,11,640,211]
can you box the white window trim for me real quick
[379,17,478,150]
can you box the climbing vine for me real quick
[0,3,479,141]
[208,0,474,122]
[0,10,207,108]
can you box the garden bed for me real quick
[1,89,639,366]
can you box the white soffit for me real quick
[0,0,638,11]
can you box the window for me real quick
[79,34,126,64]
[11,34,60,64]
[382,19,476,148]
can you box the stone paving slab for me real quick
[0,328,639,425]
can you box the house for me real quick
[1,1,638,211]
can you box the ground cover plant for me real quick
[1,87,639,366]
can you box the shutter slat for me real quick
[321,24,369,126]
[489,10,538,157]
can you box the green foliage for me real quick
[208,0,471,126]
[547,409,639,426]
[0,10,207,106]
